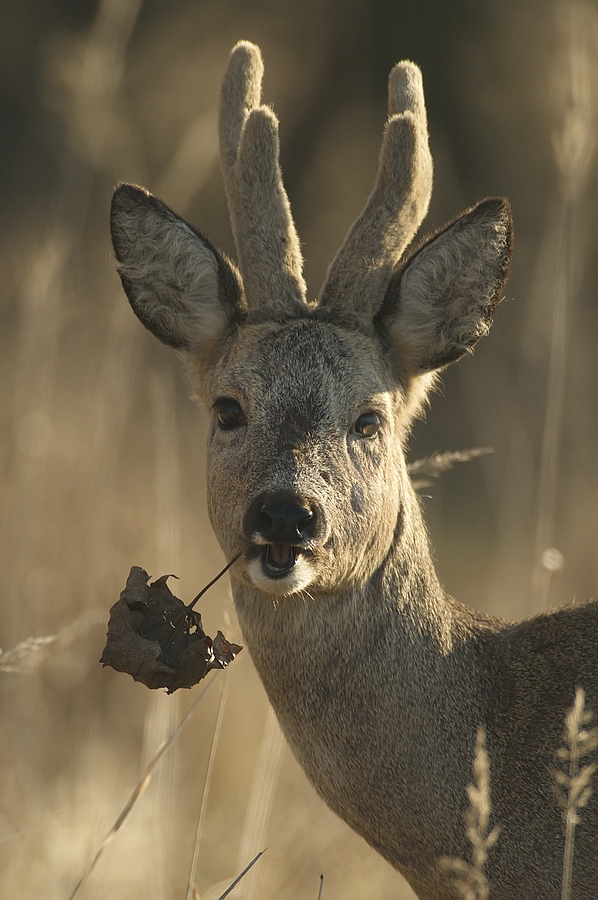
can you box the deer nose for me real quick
[245,492,317,543]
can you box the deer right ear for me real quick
[381,198,512,374]
[110,184,244,352]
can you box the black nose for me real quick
[245,492,317,543]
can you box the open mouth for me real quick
[261,543,297,578]
[247,541,315,594]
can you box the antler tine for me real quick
[219,42,307,313]
[388,61,428,124]
[234,107,307,311]
[219,42,263,214]
[319,61,433,320]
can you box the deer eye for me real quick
[354,412,381,438]
[214,398,245,430]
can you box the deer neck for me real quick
[230,486,490,873]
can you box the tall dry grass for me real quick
[0,1,597,898]
[439,728,499,900]
[552,687,598,900]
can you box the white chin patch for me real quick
[247,555,315,596]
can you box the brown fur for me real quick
[110,42,597,900]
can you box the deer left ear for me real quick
[380,198,513,374]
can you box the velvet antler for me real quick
[219,42,307,314]
[319,62,433,320]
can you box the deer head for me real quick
[110,41,512,601]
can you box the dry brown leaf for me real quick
[100,567,242,692]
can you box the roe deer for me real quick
[110,41,598,900]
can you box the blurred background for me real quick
[0,0,597,897]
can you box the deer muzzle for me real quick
[243,491,321,584]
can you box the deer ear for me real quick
[110,184,243,352]
[381,198,512,374]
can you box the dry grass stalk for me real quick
[67,674,220,900]
[0,635,57,673]
[408,448,492,490]
[532,0,598,610]
[215,849,266,900]
[234,706,284,899]
[439,727,499,900]
[0,609,107,674]
[316,873,324,899]
[185,672,231,900]
[552,686,598,900]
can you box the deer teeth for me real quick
[263,543,296,575]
